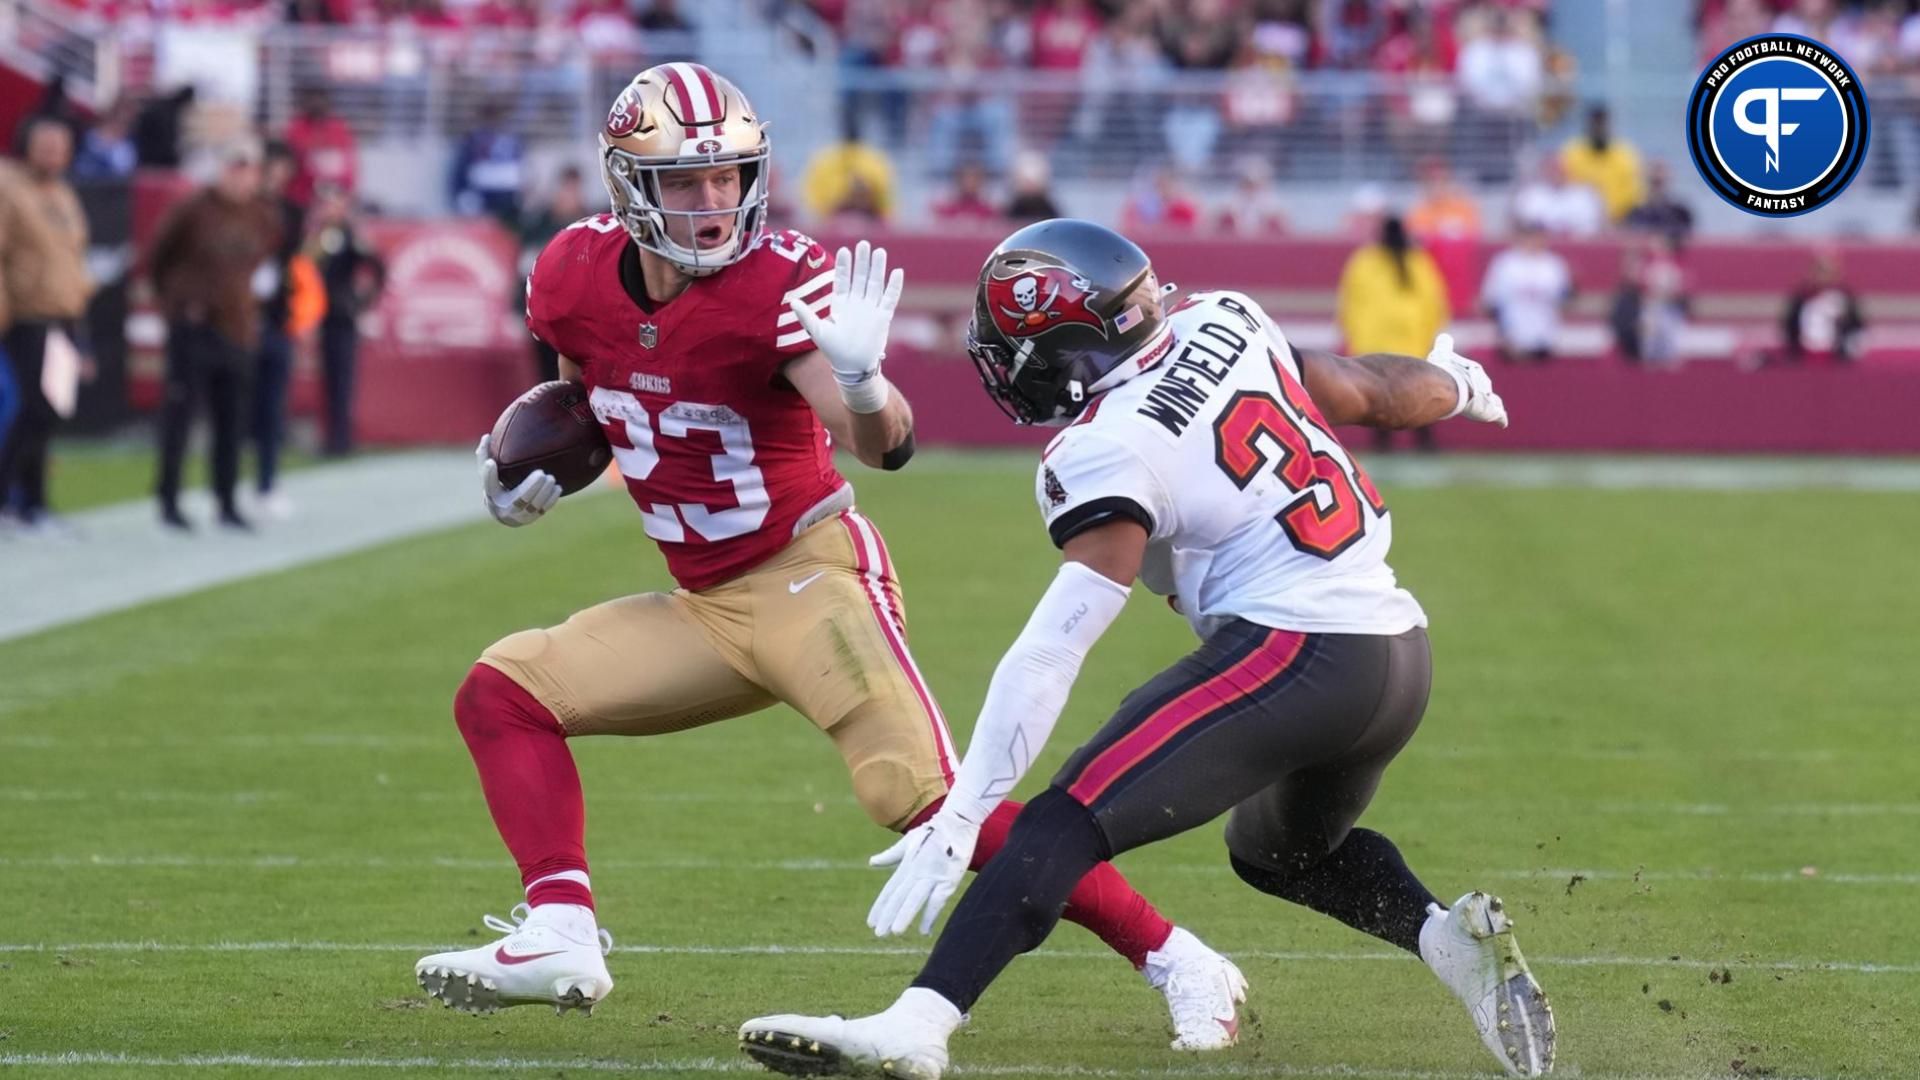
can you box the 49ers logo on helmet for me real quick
[606,91,642,138]
[986,265,1107,340]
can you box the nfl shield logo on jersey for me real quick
[638,322,658,349]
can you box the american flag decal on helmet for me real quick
[1114,304,1143,333]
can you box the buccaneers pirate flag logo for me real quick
[985,265,1107,340]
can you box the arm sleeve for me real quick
[1037,429,1175,548]
[771,232,835,359]
[940,560,1131,825]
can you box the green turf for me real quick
[38,439,321,513]
[1,459,1915,1080]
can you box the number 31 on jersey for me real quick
[1212,352,1387,560]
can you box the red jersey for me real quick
[527,216,847,591]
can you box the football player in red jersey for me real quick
[414,62,1248,1048]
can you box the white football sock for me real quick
[525,901,599,943]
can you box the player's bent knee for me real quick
[999,788,1111,937]
[1229,850,1309,900]
[1013,787,1112,857]
[455,659,565,741]
[850,756,937,830]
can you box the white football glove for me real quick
[787,239,904,413]
[476,434,561,527]
[1428,333,1509,428]
[867,809,979,937]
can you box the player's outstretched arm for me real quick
[866,520,1144,937]
[1299,333,1508,430]
[785,239,916,471]
[788,350,915,470]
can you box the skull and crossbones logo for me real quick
[1000,272,1092,328]
[986,264,1107,340]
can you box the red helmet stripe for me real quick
[659,64,702,138]
[691,64,725,132]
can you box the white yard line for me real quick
[0,940,1911,975]
[0,733,453,750]
[1421,746,1845,764]
[0,451,506,644]
[4,853,1917,886]
[0,735,1864,767]
[9,786,1918,818]
[2,1053,1824,1080]
[1360,454,1920,493]
[899,450,1920,495]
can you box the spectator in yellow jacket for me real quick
[799,118,895,223]
[1560,103,1645,222]
[1337,214,1450,450]
[1339,214,1450,357]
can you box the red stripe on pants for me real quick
[1067,629,1307,806]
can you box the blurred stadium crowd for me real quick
[0,0,1913,537]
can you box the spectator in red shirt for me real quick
[471,0,536,29]
[283,88,358,208]
[933,161,1002,224]
[1030,0,1101,71]
[1376,8,1457,75]
[571,0,642,61]
[404,0,461,29]
[1120,165,1200,233]
[1212,155,1288,237]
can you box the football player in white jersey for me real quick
[739,219,1554,1079]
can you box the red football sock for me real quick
[453,664,594,911]
[913,797,1173,969]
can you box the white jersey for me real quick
[1035,290,1427,639]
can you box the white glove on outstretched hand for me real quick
[788,239,904,413]
[1429,333,1509,428]
[867,809,979,937]
[476,434,561,527]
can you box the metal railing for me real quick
[256,25,704,141]
[838,66,1578,185]
[10,7,1915,200]
[0,0,120,107]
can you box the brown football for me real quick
[488,381,613,496]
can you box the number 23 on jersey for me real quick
[589,386,771,543]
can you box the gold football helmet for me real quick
[600,62,770,277]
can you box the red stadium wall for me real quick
[124,217,1920,453]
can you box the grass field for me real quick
[2,455,1916,1079]
[33,438,320,514]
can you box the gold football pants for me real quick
[478,511,956,830]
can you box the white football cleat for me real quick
[1143,926,1248,1050]
[415,903,613,1015]
[740,988,961,1079]
[1420,891,1555,1076]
